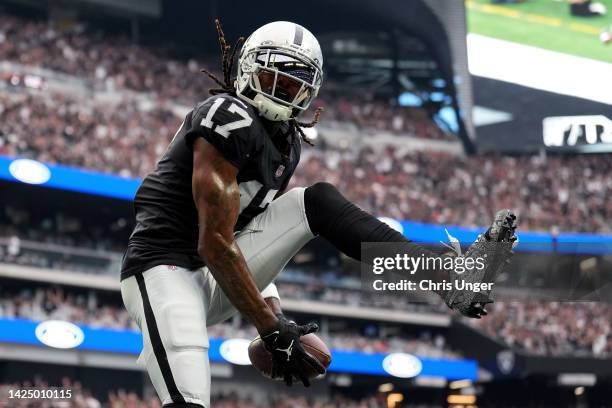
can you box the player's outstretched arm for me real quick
[192,138,277,334]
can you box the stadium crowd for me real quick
[276,281,445,314]
[0,91,179,178]
[2,87,612,233]
[1,280,610,358]
[1,13,611,233]
[0,285,133,330]
[0,239,441,312]
[0,14,208,103]
[290,148,612,233]
[310,95,450,140]
[2,83,611,233]
[2,213,612,358]
[470,301,612,357]
[0,285,458,359]
[0,12,449,143]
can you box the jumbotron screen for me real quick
[467,0,612,153]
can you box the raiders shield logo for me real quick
[497,350,515,375]
[275,164,285,178]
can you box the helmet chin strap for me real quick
[253,94,292,122]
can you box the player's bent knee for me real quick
[304,182,344,234]
[305,182,342,211]
[306,181,338,199]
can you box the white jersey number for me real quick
[200,98,252,138]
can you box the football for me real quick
[248,333,332,380]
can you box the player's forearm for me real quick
[199,235,277,333]
[265,296,282,315]
[192,139,278,333]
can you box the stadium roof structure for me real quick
[146,0,475,151]
[6,0,475,149]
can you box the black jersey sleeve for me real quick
[185,95,259,169]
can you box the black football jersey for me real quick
[120,94,301,280]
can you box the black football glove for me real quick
[260,315,326,387]
[443,210,518,319]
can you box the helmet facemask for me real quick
[237,48,322,121]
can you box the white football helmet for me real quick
[235,21,323,122]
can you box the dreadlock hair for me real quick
[200,19,243,96]
[292,107,324,146]
[200,19,323,146]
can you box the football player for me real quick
[120,20,517,407]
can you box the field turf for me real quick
[467,0,612,62]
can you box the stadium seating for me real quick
[2,13,611,233]
[0,283,460,359]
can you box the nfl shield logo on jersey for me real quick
[275,164,285,178]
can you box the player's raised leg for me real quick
[206,181,517,324]
[301,182,518,317]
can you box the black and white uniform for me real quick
[120,94,314,407]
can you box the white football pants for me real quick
[120,187,313,407]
